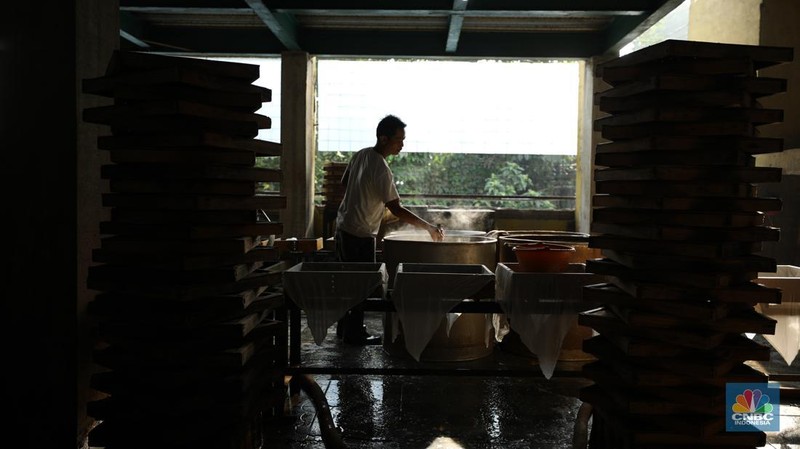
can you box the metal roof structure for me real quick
[120,0,683,58]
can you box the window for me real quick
[317,58,579,156]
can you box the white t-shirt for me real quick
[335,147,399,238]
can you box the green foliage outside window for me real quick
[314,151,576,210]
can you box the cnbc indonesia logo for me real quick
[727,384,780,432]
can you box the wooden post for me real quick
[280,51,317,238]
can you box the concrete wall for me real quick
[3,2,112,447]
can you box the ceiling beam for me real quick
[243,0,300,50]
[119,10,150,48]
[603,0,684,55]
[445,0,468,53]
[262,0,660,10]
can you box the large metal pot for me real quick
[381,229,498,362]
[382,230,497,285]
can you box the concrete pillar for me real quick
[280,51,317,238]
[688,0,761,45]
[575,59,595,234]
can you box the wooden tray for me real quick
[592,208,764,228]
[592,194,782,212]
[591,222,780,242]
[596,39,793,73]
[98,132,282,156]
[594,165,781,183]
[594,135,783,155]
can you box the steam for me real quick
[427,208,494,232]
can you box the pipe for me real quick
[294,374,347,449]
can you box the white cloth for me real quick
[391,263,494,361]
[756,266,800,365]
[335,147,399,238]
[282,262,388,345]
[494,263,604,379]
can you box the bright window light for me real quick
[317,58,580,155]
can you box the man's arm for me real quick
[385,199,444,241]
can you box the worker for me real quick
[335,114,445,345]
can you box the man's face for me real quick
[385,128,405,156]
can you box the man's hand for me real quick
[428,223,445,242]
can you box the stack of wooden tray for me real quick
[322,161,347,211]
[82,51,288,449]
[581,40,793,449]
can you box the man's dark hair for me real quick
[376,114,406,139]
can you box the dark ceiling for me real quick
[119,0,683,59]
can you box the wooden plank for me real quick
[87,265,286,301]
[586,371,727,415]
[595,75,787,100]
[99,221,283,239]
[92,245,281,270]
[595,180,756,197]
[102,193,287,211]
[592,222,780,242]
[582,283,729,321]
[579,307,728,351]
[88,260,266,284]
[109,208,258,225]
[583,333,743,379]
[594,107,783,129]
[90,352,276,397]
[599,249,777,273]
[108,83,268,111]
[607,304,777,335]
[109,178,258,196]
[602,333,770,362]
[595,149,754,167]
[108,114,263,138]
[83,100,271,129]
[592,208,765,228]
[88,288,282,326]
[601,120,756,140]
[589,235,761,259]
[594,165,781,183]
[98,133,282,156]
[582,386,767,446]
[583,359,767,389]
[93,340,261,371]
[598,89,761,113]
[592,194,782,212]
[96,311,272,345]
[594,135,783,155]
[101,163,281,182]
[596,39,793,72]
[107,50,261,81]
[108,148,256,166]
[607,277,782,305]
[600,57,759,85]
[83,66,265,97]
[585,258,756,289]
[99,234,262,255]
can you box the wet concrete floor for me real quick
[263,314,800,449]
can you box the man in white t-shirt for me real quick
[335,114,445,345]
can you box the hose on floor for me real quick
[572,401,592,449]
[294,374,347,449]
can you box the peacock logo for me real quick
[731,388,774,414]
[726,383,780,432]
